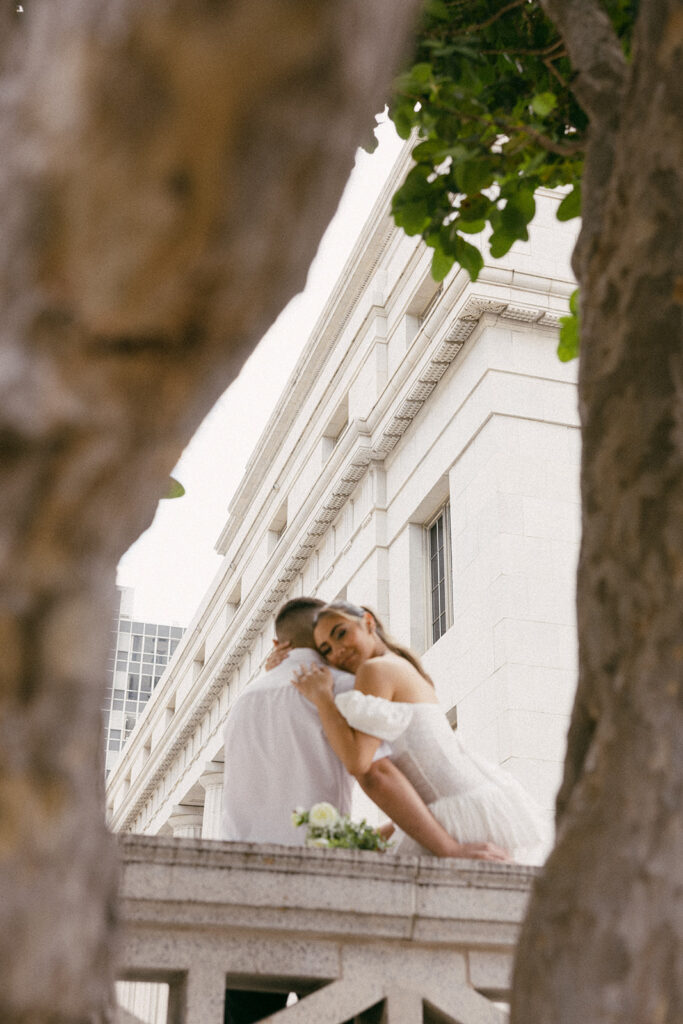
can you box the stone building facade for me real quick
[106,147,580,843]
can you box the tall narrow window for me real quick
[427,503,453,645]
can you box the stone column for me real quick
[166,805,204,839]
[198,761,225,840]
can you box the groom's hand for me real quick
[264,641,291,672]
[377,821,395,841]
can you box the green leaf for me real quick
[431,247,455,282]
[455,159,495,195]
[393,199,431,235]
[491,189,536,251]
[162,476,185,500]
[398,164,432,200]
[531,92,558,117]
[441,143,472,163]
[425,0,449,20]
[457,192,491,222]
[501,189,536,233]
[557,184,582,221]
[456,217,486,234]
[557,312,579,361]
[489,230,516,259]
[391,105,414,140]
[454,235,484,280]
[557,289,580,361]
[409,62,433,85]
[391,166,434,234]
[411,139,443,161]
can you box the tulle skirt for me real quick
[392,774,552,865]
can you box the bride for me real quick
[292,600,549,863]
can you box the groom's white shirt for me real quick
[221,648,356,846]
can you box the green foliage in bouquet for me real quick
[292,802,392,852]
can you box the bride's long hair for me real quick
[313,600,435,687]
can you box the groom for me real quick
[221,596,359,846]
[221,596,454,1024]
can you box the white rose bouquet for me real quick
[292,802,392,852]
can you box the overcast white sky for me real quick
[116,118,405,626]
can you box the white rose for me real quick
[306,837,330,848]
[308,802,340,828]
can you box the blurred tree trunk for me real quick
[0,2,420,1020]
[512,2,683,1021]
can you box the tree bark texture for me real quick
[0,2,420,1021]
[513,2,683,1022]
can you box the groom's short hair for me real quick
[274,597,325,647]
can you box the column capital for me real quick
[166,804,204,838]
[198,760,225,792]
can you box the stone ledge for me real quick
[118,834,538,885]
[116,835,532,1023]
[117,834,537,943]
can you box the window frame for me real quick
[424,501,453,647]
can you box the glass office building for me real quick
[104,587,185,774]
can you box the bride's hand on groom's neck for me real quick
[264,641,291,672]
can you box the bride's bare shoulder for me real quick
[355,656,397,697]
[356,653,419,699]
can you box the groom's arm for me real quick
[355,758,460,857]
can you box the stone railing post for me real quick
[380,990,424,1023]
[198,762,225,840]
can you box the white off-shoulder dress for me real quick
[336,690,551,864]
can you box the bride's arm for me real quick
[356,758,461,856]
[293,666,510,862]
[292,664,384,775]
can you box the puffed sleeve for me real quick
[334,690,414,742]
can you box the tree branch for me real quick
[540,0,628,118]
[407,99,586,158]
[463,0,529,35]
[543,55,569,91]
[541,0,631,280]
[479,40,566,59]
[509,122,584,157]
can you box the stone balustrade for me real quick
[116,834,538,1024]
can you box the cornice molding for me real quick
[216,147,416,557]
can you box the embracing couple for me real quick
[221,597,546,861]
